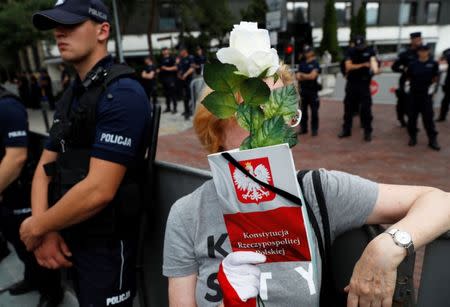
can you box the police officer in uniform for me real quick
[159,47,178,113]
[338,35,379,141]
[193,46,207,75]
[296,45,321,136]
[141,56,157,104]
[20,1,152,306]
[392,32,422,127]
[0,85,63,306]
[177,48,195,120]
[436,48,450,122]
[406,44,440,151]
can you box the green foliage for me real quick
[0,0,54,57]
[320,0,340,61]
[240,0,268,27]
[202,61,299,150]
[350,3,367,41]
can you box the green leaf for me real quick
[252,116,287,148]
[202,91,238,119]
[263,84,298,121]
[284,126,298,148]
[240,78,271,106]
[236,104,265,132]
[273,73,280,84]
[257,67,271,79]
[240,136,253,150]
[203,61,246,93]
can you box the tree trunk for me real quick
[147,0,158,56]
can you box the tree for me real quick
[350,2,367,41]
[320,0,340,61]
[240,0,268,28]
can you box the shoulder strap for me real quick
[104,64,135,86]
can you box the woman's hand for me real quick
[217,251,266,306]
[345,234,406,307]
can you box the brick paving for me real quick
[156,98,450,296]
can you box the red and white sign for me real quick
[370,80,379,96]
[224,207,311,263]
[228,157,276,204]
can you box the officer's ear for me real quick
[96,22,110,43]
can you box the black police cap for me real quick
[410,32,422,39]
[33,0,110,31]
[417,43,430,51]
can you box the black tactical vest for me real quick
[45,64,146,239]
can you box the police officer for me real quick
[338,35,379,141]
[20,1,152,307]
[406,44,440,151]
[141,56,158,104]
[392,32,422,127]
[296,45,321,136]
[193,46,207,75]
[177,48,195,120]
[159,47,178,113]
[436,48,450,122]
[0,85,63,306]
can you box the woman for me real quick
[163,64,450,307]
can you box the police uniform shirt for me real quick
[392,48,418,74]
[0,96,28,160]
[158,56,177,79]
[407,58,439,93]
[178,55,195,75]
[46,56,152,167]
[297,59,321,93]
[194,54,206,67]
[345,46,376,82]
[143,64,156,86]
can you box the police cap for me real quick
[354,35,366,49]
[417,43,430,51]
[33,0,110,31]
[410,32,422,39]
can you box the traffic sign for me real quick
[371,80,379,96]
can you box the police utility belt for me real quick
[43,64,143,239]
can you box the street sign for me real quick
[266,11,282,30]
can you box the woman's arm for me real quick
[169,275,198,307]
[347,184,450,307]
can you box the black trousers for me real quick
[0,206,62,296]
[342,81,373,134]
[300,91,320,132]
[407,92,438,140]
[180,77,193,115]
[438,89,450,120]
[161,77,177,111]
[64,236,137,307]
[395,88,409,124]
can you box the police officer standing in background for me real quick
[296,45,321,136]
[19,1,152,306]
[141,56,158,105]
[177,48,195,120]
[406,44,440,151]
[436,48,450,122]
[338,35,379,141]
[392,32,422,127]
[159,47,178,113]
[0,85,63,306]
[193,46,207,75]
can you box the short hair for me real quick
[194,64,295,153]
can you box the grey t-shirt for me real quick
[163,169,379,306]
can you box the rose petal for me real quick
[216,47,250,76]
[230,25,271,57]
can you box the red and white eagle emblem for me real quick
[228,157,276,204]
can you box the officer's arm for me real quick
[168,275,197,307]
[345,59,369,72]
[300,69,319,81]
[31,149,58,216]
[141,70,155,79]
[391,57,404,73]
[370,56,380,75]
[32,157,126,234]
[162,65,178,72]
[0,147,27,194]
[183,67,195,79]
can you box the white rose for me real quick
[216,21,280,78]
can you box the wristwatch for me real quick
[385,228,415,256]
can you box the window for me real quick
[426,2,440,24]
[158,3,177,32]
[335,2,353,26]
[399,2,418,25]
[366,2,380,26]
[287,1,309,23]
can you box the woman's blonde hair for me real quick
[193,64,295,153]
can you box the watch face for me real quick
[394,231,412,245]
